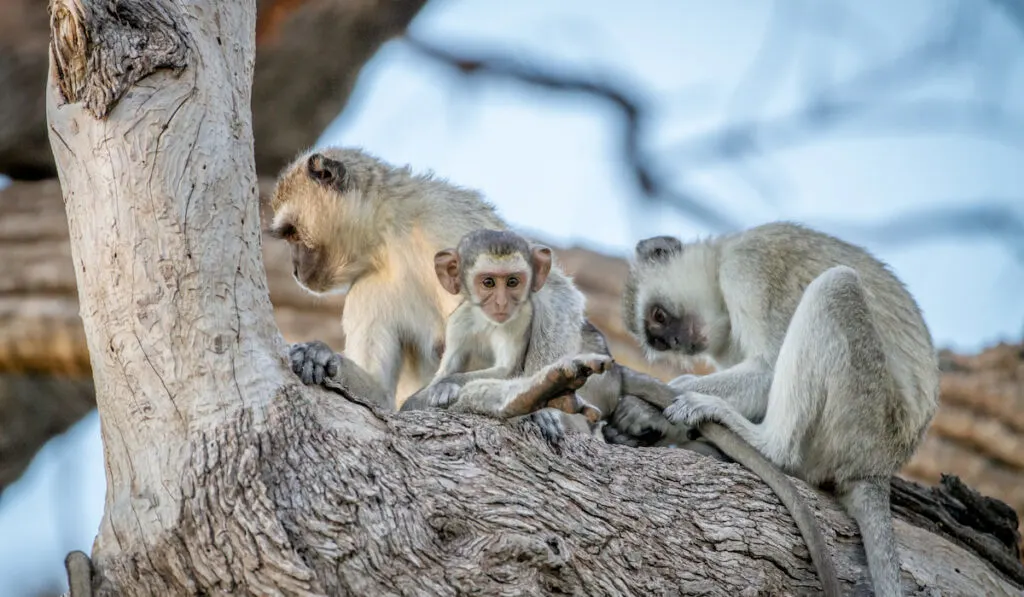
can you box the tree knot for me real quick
[47,0,192,118]
[49,0,89,106]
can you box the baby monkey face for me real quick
[472,261,530,323]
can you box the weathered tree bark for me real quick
[37,1,1024,595]
[0,0,427,180]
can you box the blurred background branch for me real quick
[405,0,1024,257]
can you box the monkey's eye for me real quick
[482,277,496,288]
[506,276,520,288]
[651,306,667,325]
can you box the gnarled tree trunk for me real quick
[44,0,1024,595]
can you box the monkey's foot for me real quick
[664,391,731,429]
[502,353,613,417]
[606,394,671,445]
[289,340,341,386]
[419,380,462,409]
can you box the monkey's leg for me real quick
[451,353,612,418]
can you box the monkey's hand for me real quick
[423,379,463,408]
[604,394,673,446]
[664,391,732,430]
[289,340,341,385]
[523,408,567,444]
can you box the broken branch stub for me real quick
[48,0,191,118]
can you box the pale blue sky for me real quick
[2,1,1022,594]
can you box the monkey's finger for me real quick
[325,356,339,379]
[299,358,317,385]
[529,410,565,444]
[289,346,307,373]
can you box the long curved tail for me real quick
[839,478,902,597]
[700,423,843,597]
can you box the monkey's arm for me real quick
[288,341,393,410]
[669,359,773,422]
[341,320,405,400]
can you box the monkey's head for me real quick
[624,235,728,363]
[267,147,407,295]
[434,229,551,324]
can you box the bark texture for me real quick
[0,0,427,180]
[34,0,1024,594]
[92,387,1024,596]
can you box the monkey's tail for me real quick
[700,423,843,597]
[838,478,902,597]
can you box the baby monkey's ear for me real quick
[434,249,461,295]
[529,245,552,292]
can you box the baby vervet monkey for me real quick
[619,221,940,597]
[400,229,615,441]
[267,147,507,408]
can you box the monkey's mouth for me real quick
[644,332,707,355]
[490,312,511,324]
[646,334,672,352]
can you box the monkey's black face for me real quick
[643,303,707,355]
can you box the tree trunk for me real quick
[41,1,1024,595]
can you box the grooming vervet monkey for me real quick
[267,146,507,408]
[399,228,617,442]
[268,147,623,439]
[619,221,940,597]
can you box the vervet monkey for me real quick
[267,147,507,407]
[620,221,940,597]
[400,229,617,441]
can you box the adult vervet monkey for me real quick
[619,221,940,597]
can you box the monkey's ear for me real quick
[306,153,348,189]
[530,245,553,292]
[434,249,461,295]
[636,236,683,263]
[267,222,298,242]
